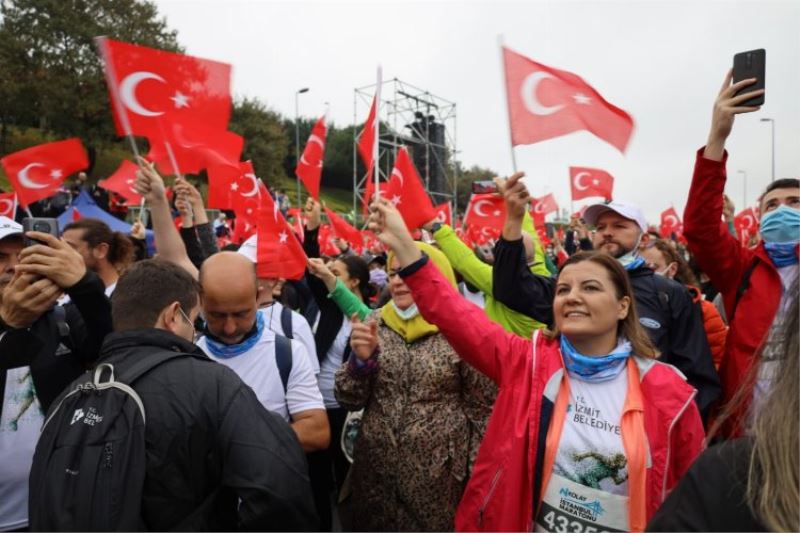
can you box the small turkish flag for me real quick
[503,46,634,153]
[287,208,305,243]
[569,166,614,201]
[433,202,452,226]
[0,192,17,218]
[296,115,327,200]
[531,193,559,217]
[317,224,340,257]
[1,138,88,207]
[357,95,378,179]
[464,193,505,233]
[734,207,759,243]
[230,178,267,243]
[256,191,307,280]
[99,37,232,139]
[99,160,142,205]
[147,118,243,176]
[385,147,437,231]
[324,207,363,253]
[659,206,683,238]
[208,161,261,211]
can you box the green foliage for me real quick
[451,162,498,211]
[230,97,288,185]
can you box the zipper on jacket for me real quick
[478,467,503,529]
[661,390,696,500]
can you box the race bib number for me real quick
[535,474,628,533]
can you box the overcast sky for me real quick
[153,0,799,223]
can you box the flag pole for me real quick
[373,65,382,203]
[497,35,518,174]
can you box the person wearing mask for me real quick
[683,69,797,437]
[366,199,704,532]
[62,218,135,296]
[333,238,496,532]
[641,240,727,369]
[492,175,719,419]
[647,283,799,532]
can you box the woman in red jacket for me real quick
[357,199,705,532]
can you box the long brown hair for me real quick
[547,251,658,359]
[649,239,699,287]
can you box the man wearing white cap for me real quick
[492,174,720,418]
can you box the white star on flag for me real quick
[572,93,592,105]
[170,91,190,109]
[493,210,501,216]
[231,182,239,191]
[50,169,63,179]
[279,231,288,244]
[592,179,600,186]
[390,195,402,206]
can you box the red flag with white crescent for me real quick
[463,193,505,233]
[324,207,363,253]
[256,190,307,280]
[99,160,142,205]
[659,206,683,238]
[296,115,327,200]
[569,166,614,201]
[734,207,759,244]
[433,202,452,226]
[531,193,559,217]
[208,161,261,211]
[0,192,17,218]
[385,147,437,231]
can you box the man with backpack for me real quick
[29,259,318,531]
[195,251,330,452]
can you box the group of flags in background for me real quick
[0,38,762,263]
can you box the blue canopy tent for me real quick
[57,190,155,254]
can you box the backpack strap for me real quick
[274,334,293,395]
[119,351,196,385]
[730,259,758,323]
[280,305,294,339]
[342,335,353,364]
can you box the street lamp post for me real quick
[295,87,310,206]
[760,117,775,182]
[737,170,747,209]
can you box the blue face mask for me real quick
[760,205,800,244]
[560,335,632,382]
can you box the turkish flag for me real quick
[357,95,377,178]
[296,115,327,200]
[208,161,261,211]
[463,193,505,233]
[433,202,452,226]
[0,192,17,218]
[385,147,436,231]
[503,46,634,153]
[1,138,88,207]
[99,160,142,205]
[324,207,363,253]
[287,207,305,242]
[734,207,759,243]
[317,223,341,257]
[531,193,559,217]
[256,192,307,280]
[569,166,614,201]
[147,118,243,176]
[100,37,232,139]
[230,178,268,243]
[659,206,683,238]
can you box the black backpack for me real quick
[29,352,189,531]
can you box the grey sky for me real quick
[154,0,799,223]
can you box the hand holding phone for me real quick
[732,49,765,107]
[21,218,59,248]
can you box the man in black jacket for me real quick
[0,221,112,530]
[491,174,720,418]
[67,259,317,530]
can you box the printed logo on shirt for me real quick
[639,317,661,329]
[569,394,621,435]
[557,486,604,521]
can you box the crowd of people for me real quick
[0,70,797,532]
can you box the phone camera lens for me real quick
[33,222,50,232]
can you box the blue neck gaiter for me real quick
[203,310,265,358]
[560,335,632,382]
[764,242,799,267]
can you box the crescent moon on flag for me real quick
[120,71,166,117]
[240,173,259,197]
[521,72,565,116]
[741,214,754,230]
[308,134,325,150]
[17,162,49,189]
[665,214,679,227]
[534,201,545,213]
[473,199,494,217]
[573,172,592,191]
[0,199,13,214]
[391,168,404,186]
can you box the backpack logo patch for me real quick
[70,407,103,426]
[639,317,661,329]
[70,409,84,425]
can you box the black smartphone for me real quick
[732,49,765,107]
[472,180,498,194]
[22,217,59,247]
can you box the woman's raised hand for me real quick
[367,199,421,267]
[307,257,337,291]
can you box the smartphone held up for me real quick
[22,217,59,248]
[732,49,765,107]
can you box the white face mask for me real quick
[391,300,420,320]
[615,232,643,268]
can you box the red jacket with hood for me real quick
[401,258,705,532]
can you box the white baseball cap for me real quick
[0,216,22,242]
[583,201,648,232]
[237,234,257,263]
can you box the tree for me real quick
[0,0,181,157]
[230,98,289,186]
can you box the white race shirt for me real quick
[536,369,630,533]
[262,301,320,375]
[196,325,324,422]
[318,320,351,409]
[0,367,45,530]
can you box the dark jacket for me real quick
[303,226,345,362]
[0,271,112,416]
[492,237,721,417]
[90,329,318,531]
[647,438,766,532]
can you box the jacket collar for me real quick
[100,328,209,360]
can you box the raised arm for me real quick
[307,258,372,321]
[426,222,493,294]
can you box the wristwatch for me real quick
[430,221,443,234]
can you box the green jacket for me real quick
[433,221,550,338]
[328,278,372,321]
